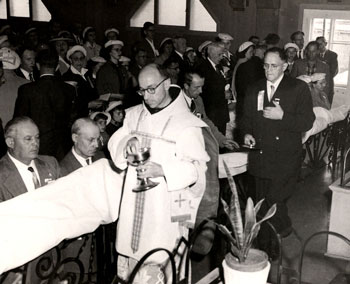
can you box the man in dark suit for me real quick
[60,117,104,175]
[316,36,338,104]
[135,22,158,63]
[14,48,39,81]
[14,48,76,161]
[172,35,187,86]
[0,116,60,283]
[195,42,230,135]
[241,48,315,257]
[59,117,104,279]
[290,41,332,104]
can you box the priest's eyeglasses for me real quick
[137,78,168,96]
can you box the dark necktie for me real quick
[270,85,275,102]
[86,158,91,165]
[29,72,34,82]
[215,64,223,76]
[298,50,302,59]
[28,166,41,189]
[190,99,196,113]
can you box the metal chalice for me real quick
[127,147,159,192]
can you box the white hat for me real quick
[104,28,119,37]
[104,40,124,48]
[49,37,72,43]
[106,101,123,113]
[198,40,212,53]
[284,42,299,51]
[297,75,312,84]
[25,27,37,35]
[186,47,195,53]
[82,26,94,39]
[311,73,326,82]
[91,56,106,63]
[0,25,10,34]
[0,47,20,70]
[90,111,111,125]
[238,41,254,52]
[119,56,130,63]
[159,37,172,49]
[66,45,87,60]
[58,30,71,37]
[218,33,233,41]
[0,35,8,46]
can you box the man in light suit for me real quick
[0,116,60,283]
[0,116,60,202]
[241,47,315,258]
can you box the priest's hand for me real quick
[263,101,284,120]
[137,161,164,179]
[124,137,140,159]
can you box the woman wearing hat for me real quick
[96,40,126,101]
[83,27,101,61]
[105,101,125,136]
[154,37,174,66]
[104,28,119,41]
[63,45,103,116]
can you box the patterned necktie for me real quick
[29,72,34,82]
[28,166,41,189]
[270,85,275,102]
[131,191,146,252]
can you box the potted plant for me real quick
[217,161,277,284]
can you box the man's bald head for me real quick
[207,42,225,65]
[138,64,172,109]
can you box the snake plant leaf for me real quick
[256,203,277,226]
[216,223,237,246]
[223,160,244,249]
[221,197,241,250]
[243,223,261,258]
[243,197,256,250]
[254,198,265,216]
[230,243,243,263]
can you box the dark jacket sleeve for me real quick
[14,85,31,118]
[278,80,315,132]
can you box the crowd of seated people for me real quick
[0,16,348,282]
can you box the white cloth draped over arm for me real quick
[0,159,124,274]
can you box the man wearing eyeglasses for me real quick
[108,64,209,282]
[241,47,315,259]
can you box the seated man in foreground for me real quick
[108,64,209,282]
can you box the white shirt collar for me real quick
[182,92,192,107]
[145,38,159,57]
[72,147,91,167]
[267,74,284,100]
[20,68,31,81]
[175,50,184,60]
[70,65,88,79]
[59,56,70,68]
[7,152,39,192]
[208,57,218,71]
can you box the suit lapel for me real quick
[34,158,53,186]
[3,155,28,198]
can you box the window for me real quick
[130,0,217,32]
[304,9,350,87]
[0,0,51,21]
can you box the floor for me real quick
[268,164,350,284]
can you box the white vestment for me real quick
[108,90,209,265]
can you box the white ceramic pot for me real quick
[222,249,270,284]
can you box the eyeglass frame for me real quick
[263,63,284,70]
[137,77,168,96]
